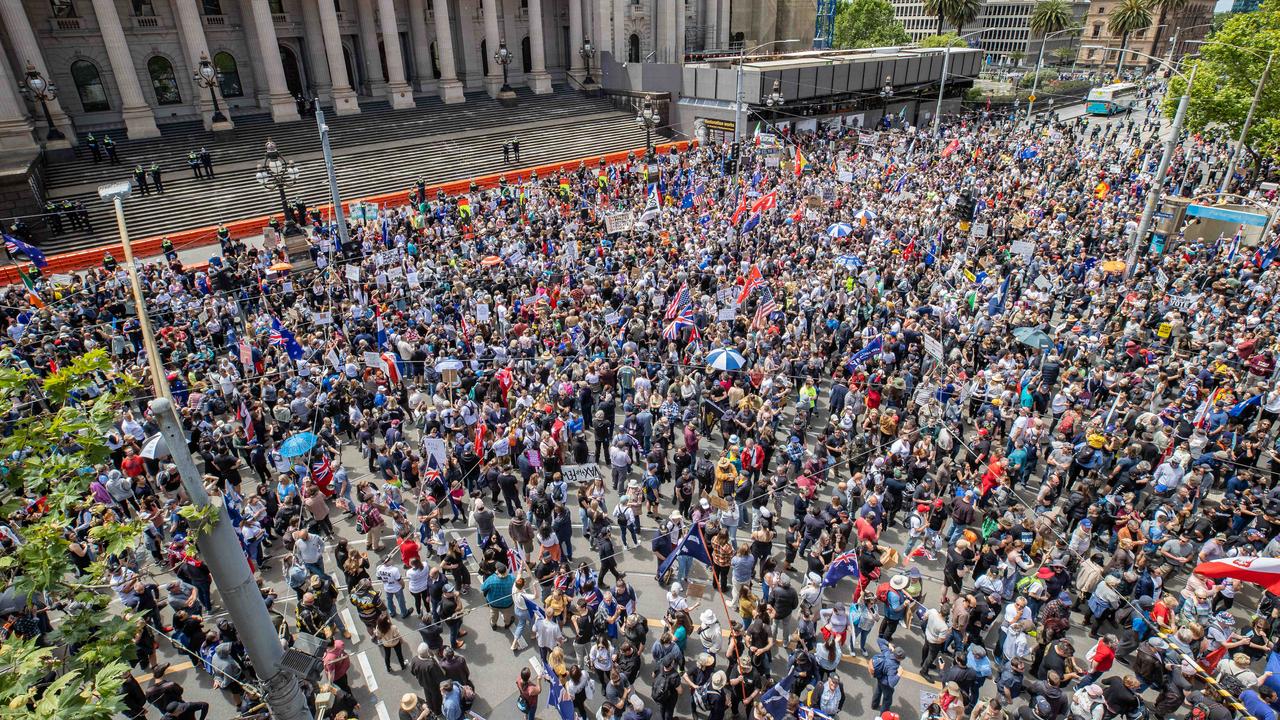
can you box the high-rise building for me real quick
[888,0,1088,67]
[1074,0,1214,69]
[1231,0,1259,13]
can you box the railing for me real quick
[626,4,646,16]
[272,13,289,23]
[203,14,227,26]
[132,15,161,28]
[51,16,84,31]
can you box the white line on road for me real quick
[375,701,392,720]
[358,650,379,693]
[342,609,360,643]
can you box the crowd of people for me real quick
[3,81,1280,720]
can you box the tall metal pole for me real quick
[111,196,171,403]
[1025,40,1047,126]
[1220,50,1273,195]
[317,109,350,248]
[933,45,952,134]
[733,49,745,144]
[1127,62,1196,275]
[150,397,314,720]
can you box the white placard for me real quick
[970,222,989,238]
[923,334,943,361]
[1010,240,1035,260]
[717,307,737,322]
[1033,275,1052,291]
[282,281,294,294]
[1170,293,1200,310]
[476,303,490,323]
[312,311,332,325]
[326,349,341,371]
[363,351,385,369]
[604,212,635,234]
[423,437,448,469]
[604,312,621,326]
[561,464,602,484]
[345,264,361,282]
[407,271,420,287]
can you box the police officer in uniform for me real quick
[86,134,102,163]
[61,200,79,232]
[161,237,176,261]
[199,147,214,178]
[502,142,511,163]
[188,151,203,179]
[217,224,232,254]
[512,138,521,162]
[45,201,63,236]
[103,252,118,272]
[133,165,150,195]
[150,163,164,194]
[75,201,93,232]
[103,136,120,164]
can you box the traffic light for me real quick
[729,142,741,173]
[954,190,976,222]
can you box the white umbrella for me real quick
[140,433,169,460]
[705,347,746,372]
[826,222,855,238]
[853,208,877,225]
[435,359,464,372]
[834,254,864,269]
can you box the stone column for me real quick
[90,0,160,137]
[356,0,387,96]
[526,0,552,92]
[657,0,676,62]
[568,0,585,79]
[593,0,611,61]
[169,0,234,130]
[719,0,730,47]
[674,0,685,61]
[0,31,36,152]
[702,0,717,49]
[480,0,503,96]
[430,0,465,102]
[301,0,334,102]
[377,0,416,107]
[244,0,301,122]
[0,1,75,144]
[612,0,625,58]
[317,0,361,113]
[407,0,433,91]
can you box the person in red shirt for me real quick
[120,447,147,481]
[397,532,421,567]
[1080,634,1116,686]
[855,510,880,543]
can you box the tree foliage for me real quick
[1108,0,1154,70]
[919,32,972,48]
[1030,0,1073,36]
[1166,0,1280,160]
[833,0,912,49]
[0,350,144,719]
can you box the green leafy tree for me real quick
[945,0,982,34]
[833,0,912,48]
[0,350,144,720]
[1108,0,1154,72]
[1052,44,1078,65]
[1030,0,1073,36]
[919,32,972,47]
[1165,0,1280,164]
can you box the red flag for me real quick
[730,197,748,225]
[475,423,487,457]
[737,264,763,305]
[941,139,961,158]
[749,190,777,215]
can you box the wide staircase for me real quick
[37,87,652,256]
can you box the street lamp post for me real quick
[635,97,660,162]
[255,139,301,236]
[934,29,988,134]
[1025,26,1081,126]
[580,40,596,85]
[732,39,799,144]
[22,63,64,142]
[495,41,513,93]
[193,52,228,123]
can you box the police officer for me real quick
[149,163,164,194]
[75,201,93,232]
[512,138,521,162]
[160,237,176,261]
[61,200,79,232]
[188,151,203,179]
[133,165,150,195]
[502,142,511,163]
[267,216,282,236]
[103,251,117,272]
[217,224,231,253]
[86,133,102,163]
[103,136,120,164]
[199,147,214,178]
[45,201,63,236]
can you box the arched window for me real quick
[521,36,532,73]
[147,56,182,105]
[213,52,243,97]
[628,34,640,62]
[70,60,109,112]
[430,41,441,79]
[1091,22,1101,37]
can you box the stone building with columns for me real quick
[0,0,815,150]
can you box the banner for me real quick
[561,464,602,485]
[604,212,635,235]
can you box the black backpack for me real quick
[652,670,678,704]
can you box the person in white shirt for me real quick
[376,560,408,619]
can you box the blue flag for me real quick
[681,192,694,209]
[525,595,547,621]
[1227,394,1262,418]
[845,336,882,373]
[4,234,48,268]
[759,670,796,720]
[657,523,712,578]
[544,661,577,720]
[741,213,762,234]
[821,549,861,588]
[269,317,305,361]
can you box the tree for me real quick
[1030,0,1073,36]
[833,0,912,49]
[1166,0,1280,163]
[1051,44,1078,65]
[945,0,982,35]
[1108,0,1154,72]
[919,32,972,48]
[923,0,949,35]
[0,351,145,719]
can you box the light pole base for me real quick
[497,86,519,107]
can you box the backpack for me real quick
[652,670,678,704]
[355,503,381,534]
[876,582,892,604]
[693,684,719,713]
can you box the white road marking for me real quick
[358,650,379,693]
[341,609,360,643]
[375,700,392,720]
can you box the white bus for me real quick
[1085,83,1140,116]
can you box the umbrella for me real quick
[853,208,877,225]
[140,433,169,460]
[1100,260,1126,274]
[435,359,464,372]
[705,347,747,372]
[826,222,855,238]
[834,254,864,269]
[481,255,503,268]
[279,432,318,458]
[1012,326,1053,349]
[268,262,293,272]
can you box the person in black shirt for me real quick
[1100,675,1140,718]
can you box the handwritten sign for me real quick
[923,333,943,361]
[561,464,602,485]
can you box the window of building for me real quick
[71,60,109,112]
[213,52,243,97]
[1092,22,1101,37]
[132,0,157,15]
[1135,28,1145,38]
[148,56,183,105]
[203,0,222,12]
[269,0,285,11]
[51,0,78,16]
[521,36,532,72]
[628,33,640,62]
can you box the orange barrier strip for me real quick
[3,140,691,284]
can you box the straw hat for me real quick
[400,694,419,712]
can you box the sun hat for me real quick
[890,575,909,590]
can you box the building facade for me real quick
[1074,0,1213,69]
[1230,0,1258,13]
[0,0,805,149]
[889,0,1088,67]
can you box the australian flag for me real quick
[759,670,796,720]
[545,660,577,720]
[269,317,305,361]
[3,234,48,268]
[657,523,712,577]
[822,549,861,588]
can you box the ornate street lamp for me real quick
[580,40,596,84]
[255,140,300,235]
[879,75,894,99]
[635,97,660,162]
[495,41,514,93]
[193,52,227,123]
[22,63,64,142]
[765,79,784,108]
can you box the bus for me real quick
[1085,83,1140,116]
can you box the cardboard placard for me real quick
[422,437,448,469]
[561,464,603,485]
[923,334,943,361]
[345,264,361,282]
[1010,240,1034,260]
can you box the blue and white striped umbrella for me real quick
[826,222,855,238]
[834,254,864,269]
[705,347,746,372]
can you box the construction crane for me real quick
[813,0,838,48]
